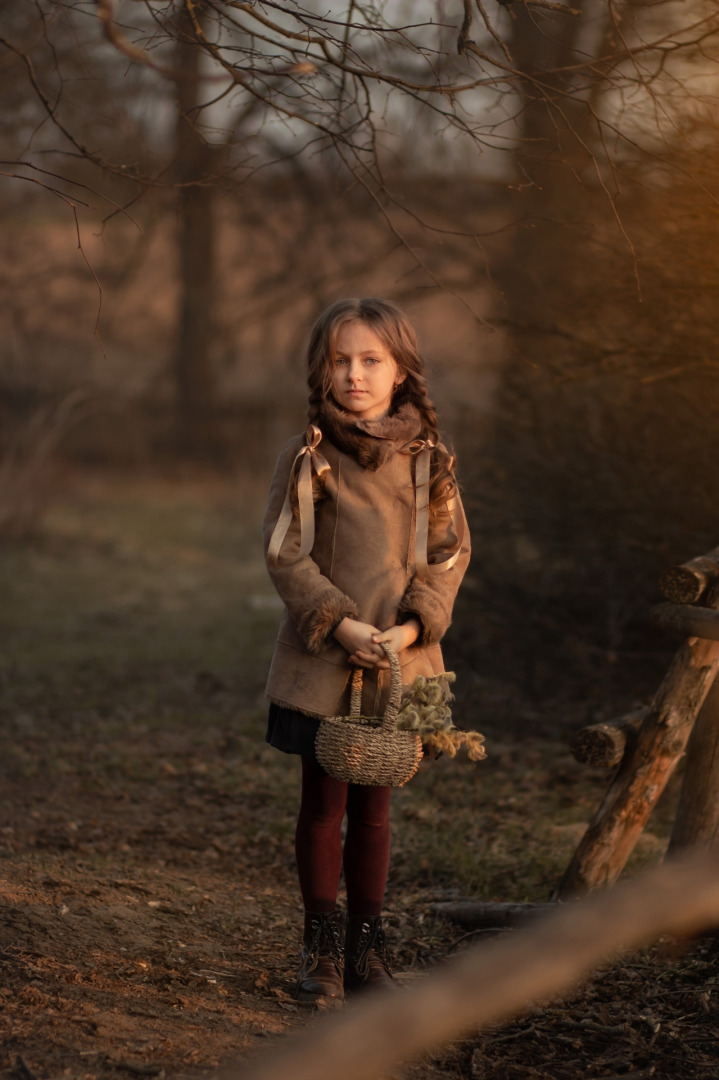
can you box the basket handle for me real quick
[347,642,403,730]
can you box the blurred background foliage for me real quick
[2,0,719,722]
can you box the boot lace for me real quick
[302,913,344,974]
[353,917,391,977]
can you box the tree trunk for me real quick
[498,1,598,328]
[669,676,719,851]
[173,3,218,457]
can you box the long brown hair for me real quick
[306,298,457,503]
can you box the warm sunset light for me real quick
[3,4,719,1079]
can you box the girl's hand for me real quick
[372,618,421,661]
[333,618,387,668]
[334,617,422,669]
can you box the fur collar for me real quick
[317,401,423,470]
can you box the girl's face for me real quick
[331,320,405,421]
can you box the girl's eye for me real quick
[334,355,381,366]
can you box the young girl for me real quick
[263,297,470,1005]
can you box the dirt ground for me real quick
[2,472,719,1080]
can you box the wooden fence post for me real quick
[669,677,719,851]
[556,629,719,899]
[557,546,719,899]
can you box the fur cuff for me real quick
[398,583,449,646]
[298,589,360,655]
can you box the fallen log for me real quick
[570,708,647,768]
[555,631,719,899]
[432,901,556,929]
[232,852,719,1080]
[652,602,719,642]
[659,546,719,605]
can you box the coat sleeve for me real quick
[397,488,471,645]
[263,437,359,655]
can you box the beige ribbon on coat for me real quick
[267,425,331,565]
[267,427,464,578]
[407,439,464,581]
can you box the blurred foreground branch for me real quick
[233,850,719,1080]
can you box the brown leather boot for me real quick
[345,914,394,993]
[295,911,345,1005]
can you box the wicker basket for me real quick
[315,643,424,787]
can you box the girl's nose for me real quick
[348,361,363,382]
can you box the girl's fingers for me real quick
[357,644,384,659]
[348,652,374,667]
[348,651,389,669]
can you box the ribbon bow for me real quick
[267,425,331,565]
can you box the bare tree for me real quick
[2,0,718,454]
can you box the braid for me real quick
[394,368,458,511]
[307,386,323,428]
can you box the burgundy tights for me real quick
[295,755,392,916]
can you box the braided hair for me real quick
[306,298,457,507]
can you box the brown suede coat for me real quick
[263,404,471,719]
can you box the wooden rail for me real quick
[234,853,719,1080]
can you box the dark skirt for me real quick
[266,702,320,758]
